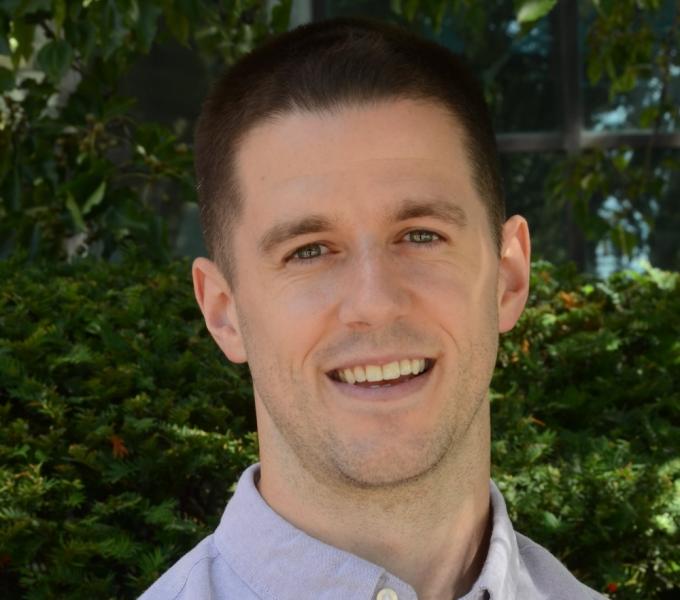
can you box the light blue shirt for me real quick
[139,463,605,600]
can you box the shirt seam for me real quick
[166,553,219,600]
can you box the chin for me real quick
[329,441,450,491]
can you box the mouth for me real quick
[326,358,436,388]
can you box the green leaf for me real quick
[82,181,106,216]
[65,192,86,232]
[587,57,602,84]
[516,0,558,24]
[433,1,448,34]
[164,3,189,45]
[53,0,67,35]
[135,1,162,53]
[270,0,292,34]
[403,0,419,22]
[639,105,659,128]
[10,20,35,66]
[541,510,560,531]
[35,39,73,84]
[101,0,127,59]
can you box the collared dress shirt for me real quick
[139,463,605,600]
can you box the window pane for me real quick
[593,149,680,274]
[648,149,680,270]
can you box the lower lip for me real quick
[326,362,435,402]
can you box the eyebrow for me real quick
[257,197,468,256]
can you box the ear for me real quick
[192,257,248,363]
[497,215,531,333]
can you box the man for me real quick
[140,16,604,600]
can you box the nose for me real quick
[337,244,412,328]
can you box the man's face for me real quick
[202,98,526,489]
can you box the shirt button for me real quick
[376,588,398,600]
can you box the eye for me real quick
[405,229,444,247]
[285,229,444,265]
[286,244,329,263]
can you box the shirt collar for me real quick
[214,464,520,600]
[459,480,520,600]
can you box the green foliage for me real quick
[0,0,292,263]
[492,260,680,599]
[1,0,678,266]
[0,254,678,598]
[0,251,258,598]
[550,0,680,262]
[0,2,678,596]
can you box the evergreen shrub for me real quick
[0,252,257,599]
[0,253,678,599]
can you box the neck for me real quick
[257,403,492,600]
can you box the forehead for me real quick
[234,99,482,230]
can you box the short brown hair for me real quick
[194,16,505,291]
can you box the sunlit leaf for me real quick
[82,181,106,216]
[516,0,558,24]
[10,19,35,66]
[65,192,86,232]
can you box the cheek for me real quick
[282,275,343,318]
[243,276,338,376]
[409,259,499,345]
[407,258,486,308]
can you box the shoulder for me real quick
[515,532,606,600]
[137,534,253,600]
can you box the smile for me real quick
[328,358,435,387]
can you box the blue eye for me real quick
[287,244,328,263]
[406,229,443,246]
[286,229,444,264]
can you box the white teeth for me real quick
[366,365,383,382]
[342,368,356,384]
[335,358,429,384]
[381,362,401,380]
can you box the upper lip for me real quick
[326,355,436,373]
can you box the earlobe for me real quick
[497,216,531,333]
[192,257,248,363]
